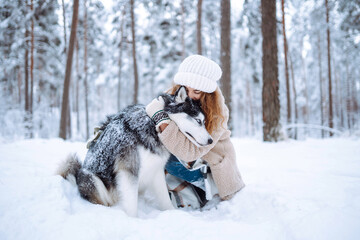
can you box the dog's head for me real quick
[161,86,213,147]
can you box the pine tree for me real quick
[325,0,334,136]
[220,0,232,130]
[83,0,89,140]
[181,0,186,59]
[117,7,126,112]
[130,0,139,104]
[261,0,281,141]
[281,0,291,132]
[59,0,79,140]
[197,0,203,54]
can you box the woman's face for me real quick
[186,87,202,100]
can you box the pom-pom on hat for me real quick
[173,55,222,93]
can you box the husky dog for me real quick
[58,86,212,217]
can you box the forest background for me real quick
[1,0,359,142]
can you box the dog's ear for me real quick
[175,86,188,103]
[159,94,170,106]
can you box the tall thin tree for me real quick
[61,0,67,53]
[333,60,343,128]
[325,0,333,136]
[75,38,80,133]
[118,8,126,111]
[220,0,232,130]
[281,0,291,130]
[84,0,90,140]
[300,37,309,136]
[17,66,21,104]
[30,0,34,138]
[197,0,203,54]
[62,0,71,139]
[181,0,186,59]
[289,51,298,139]
[261,0,281,141]
[130,0,139,104]
[246,79,255,135]
[24,0,30,138]
[317,33,325,137]
[345,59,351,131]
[59,0,79,139]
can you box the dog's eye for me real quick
[196,119,202,125]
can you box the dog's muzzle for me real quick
[186,132,213,146]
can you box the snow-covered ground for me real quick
[0,137,359,240]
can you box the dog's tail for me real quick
[57,154,82,186]
[57,154,117,206]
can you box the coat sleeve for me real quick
[158,121,225,162]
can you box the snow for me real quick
[0,137,359,240]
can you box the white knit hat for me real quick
[173,55,222,93]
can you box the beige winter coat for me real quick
[159,97,245,200]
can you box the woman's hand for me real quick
[159,123,169,132]
[145,97,171,132]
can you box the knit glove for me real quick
[146,96,171,132]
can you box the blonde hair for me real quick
[168,85,226,134]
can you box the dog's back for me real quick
[83,105,161,186]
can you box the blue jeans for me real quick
[165,154,204,183]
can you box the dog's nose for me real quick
[208,138,213,144]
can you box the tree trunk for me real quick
[300,37,309,136]
[75,38,80,133]
[220,0,232,130]
[59,0,79,140]
[62,0,72,139]
[24,1,30,138]
[130,0,139,104]
[30,0,34,138]
[84,0,90,140]
[181,0,186,59]
[197,0,203,55]
[289,51,298,139]
[25,35,29,116]
[118,8,125,112]
[261,0,281,142]
[17,67,22,104]
[352,71,359,129]
[62,0,67,53]
[66,91,72,138]
[345,59,351,131]
[246,79,255,135]
[325,0,333,136]
[317,33,325,138]
[333,58,342,129]
[281,0,291,129]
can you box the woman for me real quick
[146,55,245,205]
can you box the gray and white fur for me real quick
[57,86,212,217]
